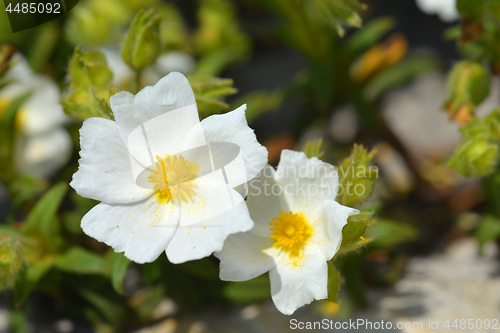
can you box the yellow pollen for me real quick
[148,154,199,204]
[269,211,313,257]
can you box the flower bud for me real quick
[448,136,498,177]
[121,9,162,70]
[445,60,490,124]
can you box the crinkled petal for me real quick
[215,231,275,281]
[309,200,359,261]
[200,105,268,182]
[81,196,179,264]
[269,245,328,315]
[167,198,254,264]
[275,150,339,213]
[15,128,72,178]
[110,72,197,144]
[70,117,153,204]
[246,165,288,238]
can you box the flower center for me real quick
[269,211,313,257]
[148,154,199,204]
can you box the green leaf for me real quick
[303,138,324,159]
[348,17,395,54]
[326,261,341,303]
[364,57,439,101]
[336,144,377,207]
[188,74,237,116]
[79,287,127,324]
[23,182,67,242]
[476,215,500,252]
[8,309,29,333]
[223,275,270,304]
[106,251,130,294]
[337,210,377,256]
[8,173,48,211]
[55,247,109,275]
[367,219,418,249]
[121,9,162,70]
[13,257,54,308]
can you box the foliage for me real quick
[1,0,487,330]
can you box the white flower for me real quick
[70,72,268,264]
[0,54,72,178]
[415,0,459,22]
[215,150,358,315]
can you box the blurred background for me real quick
[1,0,500,332]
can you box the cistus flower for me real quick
[0,54,72,178]
[215,150,359,315]
[415,0,459,22]
[70,72,268,264]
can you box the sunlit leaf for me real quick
[55,247,109,275]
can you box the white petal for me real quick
[200,105,268,182]
[309,200,359,261]
[20,76,67,136]
[70,117,153,204]
[275,150,339,213]
[110,72,197,144]
[4,53,33,84]
[167,199,254,264]
[81,196,179,264]
[14,128,72,178]
[269,245,328,315]
[215,231,275,281]
[246,165,288,238]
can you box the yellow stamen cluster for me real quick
[269,211,313,257]
[148,154,199,204]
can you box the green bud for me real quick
[312,0,366,36]
[122,9,162,70]
[68,48,114,89]
[336,144,377,207]
[449,136,498,177]
[444,60,490,124]
[303,138,324,159]
[0,235,25,289]
[61,48,116,121]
